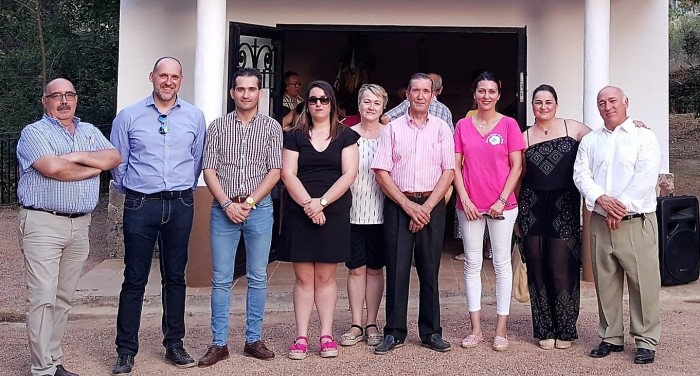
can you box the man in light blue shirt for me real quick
[110,57,206,375]
[17,77,120,376]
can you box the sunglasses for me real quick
[307,96,331,105]
[158,114,168,135]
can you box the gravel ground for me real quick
[1,299,700,375]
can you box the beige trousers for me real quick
[590,213,661,351]
[18,209,91,376]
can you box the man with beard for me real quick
[17,78,120,376]
[110,57,207,374]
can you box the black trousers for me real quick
[383,197,446,342]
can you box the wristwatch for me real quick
[320,197,329,207]
[245,196,256,209]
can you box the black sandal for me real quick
[340,324,364,346]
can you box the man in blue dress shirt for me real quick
[110,57,206,375]
[17,77,120,376]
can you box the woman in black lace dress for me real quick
[517,85,591,350]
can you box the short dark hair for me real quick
[472,71,501,94]
[283,71,299,84]
[532,84,558,104]
[230,68,262,90]
[407,73,433,92]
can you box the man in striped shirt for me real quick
[17,78,120,376]
[197,68,283,366]
[371,73,455,355]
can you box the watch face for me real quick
[246,197,255,205]
[320,198,328,206]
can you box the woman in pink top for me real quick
[453,71,525,351]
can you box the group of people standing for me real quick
[16,56,663,376]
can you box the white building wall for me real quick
[117,0,669,171]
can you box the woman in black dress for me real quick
[517,84,591,350]
[280,80,359,359]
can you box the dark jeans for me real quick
[115,191,194,355]
[383,197,446,343]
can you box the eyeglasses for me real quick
[287,82,302,88]
[158,114,168,135]
[44,92,77,101]
[307,96,331,105]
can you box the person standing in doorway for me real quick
[196,68,282,366]
[573,86,662,365]
[372,73,455,355]
[283,71,304,110]
[110,57,207,374]
[17,78,120,376]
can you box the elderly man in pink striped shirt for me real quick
[371,73,455,355]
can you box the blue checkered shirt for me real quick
[17,114,115,213]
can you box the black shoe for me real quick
[165,347,196,369]
[112,354,134,375]
[55,365,79,376]
[421,333,452,352]
[374,335,404,355]
[634,348,656,364]
[590,341,624,358]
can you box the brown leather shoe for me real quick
[244,340,275,360]
[55,365,79,376]
[197,345,229,368]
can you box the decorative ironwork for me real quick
[237,38,275,88]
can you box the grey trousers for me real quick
[590,213,661,351]
[19,209,91,376]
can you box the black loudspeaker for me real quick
[656,196,700,286]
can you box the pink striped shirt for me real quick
[371,112,455,192]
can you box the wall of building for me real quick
[117,0,669,170]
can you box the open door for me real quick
[228,22,284,278]
[517,27,527,130]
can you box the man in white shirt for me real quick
[573,86,662,365]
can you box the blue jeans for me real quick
[210,195,273,345]
[115,190,194,355]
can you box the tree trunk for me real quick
[34,0,47,89]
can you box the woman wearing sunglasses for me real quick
[517,84,591,350]
[280,80,360,360]
[453,71,525,351]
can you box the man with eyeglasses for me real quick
[110,57,206,374]
[283,71,303,110]
[17,77,121,376]
[196,67,282,366]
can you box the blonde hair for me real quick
[357,84,388,109]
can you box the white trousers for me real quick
[457,208,518,315]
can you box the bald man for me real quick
[17,78,120,376]
[110,57,206,374]
[573,86,662,365]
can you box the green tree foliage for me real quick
[670,1,700,115]
[0,0,119,132]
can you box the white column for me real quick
[194,0,227,125]
[583,0,610,130]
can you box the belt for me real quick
[231,196,248,203]
[595,212,646,221]
[403,191,432,198]
[22,206,87,218]
[126,188,192,200]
